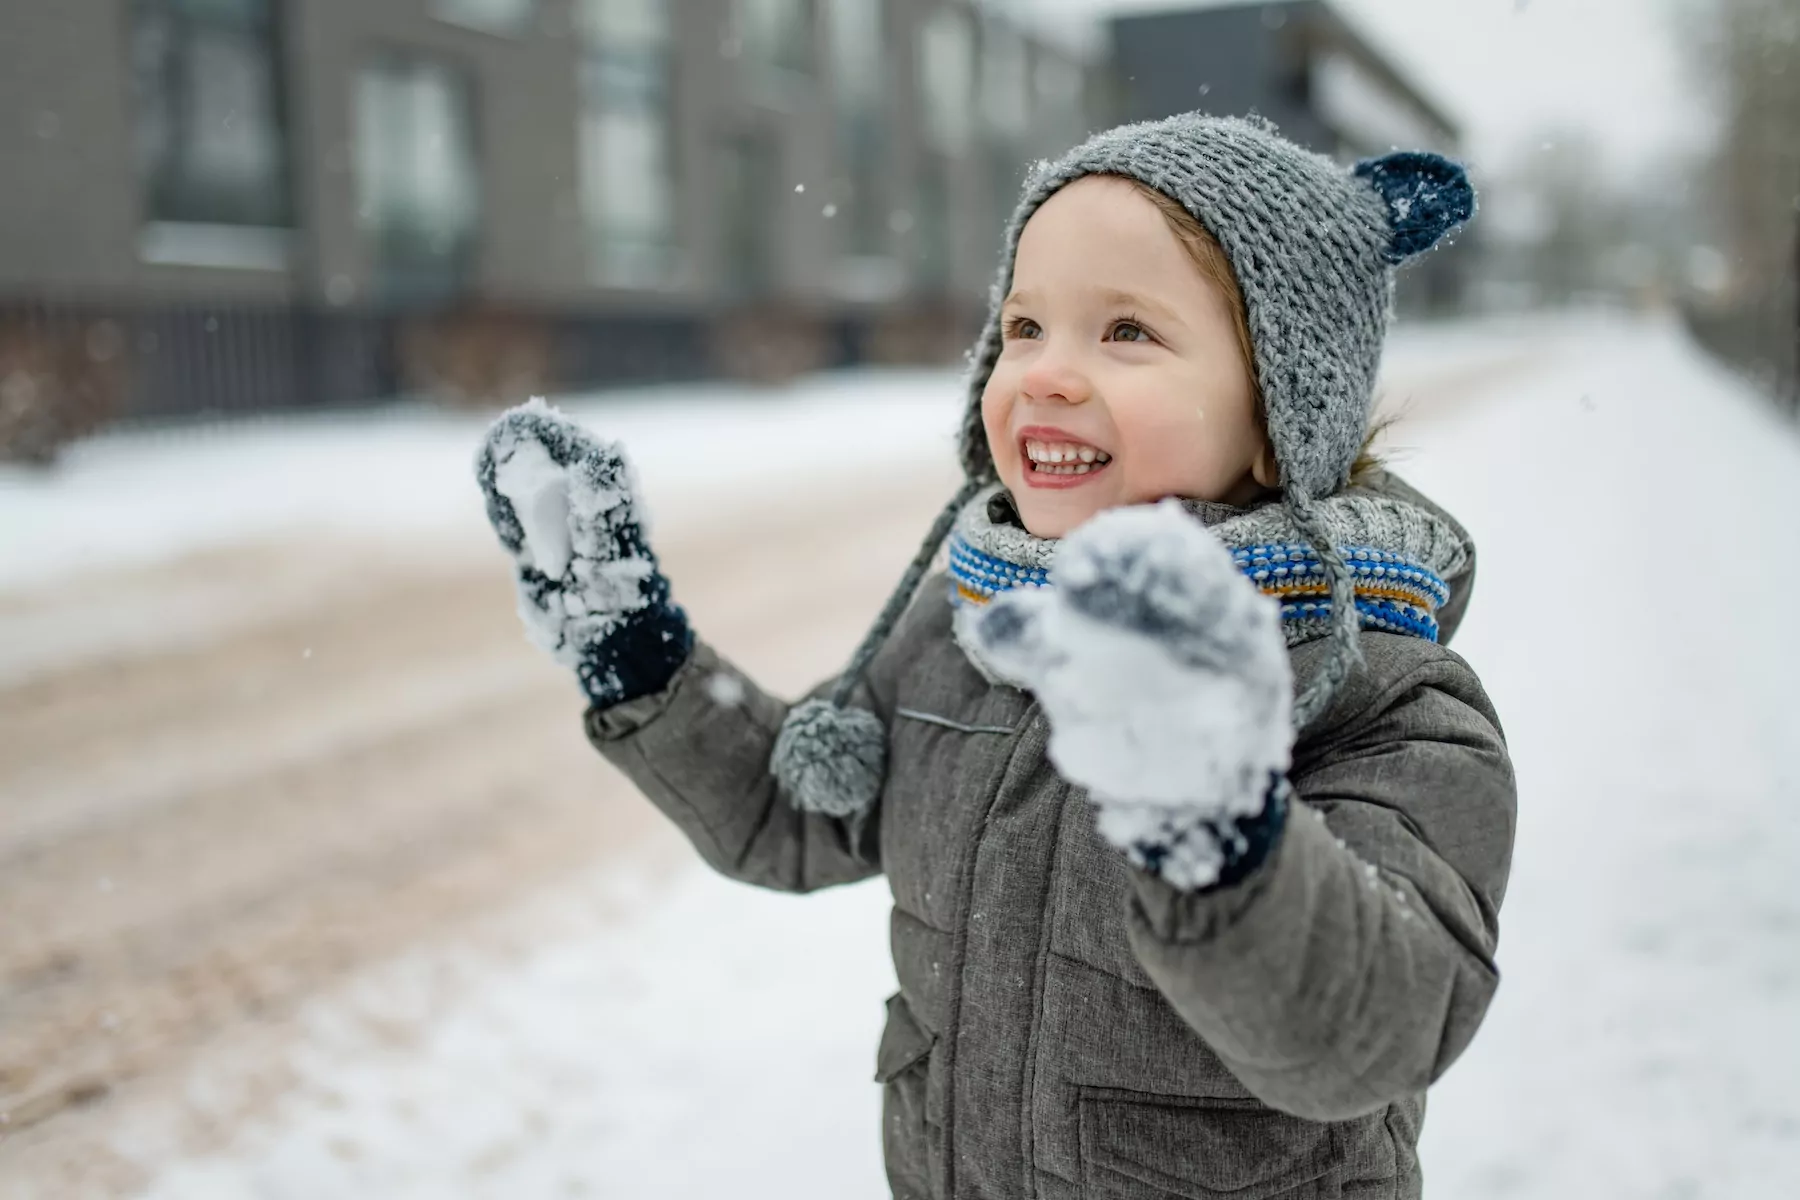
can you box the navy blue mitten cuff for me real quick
[1128,772,1292,894]
[574,599,694,709]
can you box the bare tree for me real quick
[1681,0,1800,410]
[1470,127,1705,314]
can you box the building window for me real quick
[578,0,677,286]
[738,0,815,89]
[915,156,951,290]
[979,20,1027,141]
[829,0,885,257]
[431,0,536,36]
[130,0,292,262]
[355,54,482,300]
[918,7,973,157]
[718,132,780,296]
[1032,53,1086,150]
[979,18,1028,250]
[829,0,881,109]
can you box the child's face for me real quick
[979,176,1274,539]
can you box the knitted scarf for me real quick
[947,484,1469,666]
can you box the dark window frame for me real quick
[578,0,681,285]
[354,46,485,304]
[130,0,295,229]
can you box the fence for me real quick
[0,296,984,463]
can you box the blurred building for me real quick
[0,0,1092,442]
[1108,0,1470,315]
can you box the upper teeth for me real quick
[1025,439,1110,469]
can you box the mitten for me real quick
[474,398,693,708]
[966,500,1294,890]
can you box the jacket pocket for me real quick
[875,990,936,1083]
[876,991,939,1200]
[1078,1089,1340,1200]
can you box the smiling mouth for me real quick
[1022,436,1112,485]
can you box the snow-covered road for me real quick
[4,311,1795,1198]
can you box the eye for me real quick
[1107,318,1154,343]
[1003,315,1042,340]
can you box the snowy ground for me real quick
[117,865,905,1200]
[1399,318,1800,1196]
[0,368,967,595]
[6,310,1796,1198]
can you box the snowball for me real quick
[494,438,573,579]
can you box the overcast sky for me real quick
[1021,0,1717,180]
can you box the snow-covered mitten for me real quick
[475,398,693,708]
[966,500,1295,890]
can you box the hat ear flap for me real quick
[1353,151,1475,265]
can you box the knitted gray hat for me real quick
[772,112,1475,821]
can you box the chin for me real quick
[1011,488,1111,539]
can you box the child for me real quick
[475,113,1515,1199]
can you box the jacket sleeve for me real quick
[583,637,895,894]
[1123,652,1517,1121]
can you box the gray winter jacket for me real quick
[586,473,1515,1199]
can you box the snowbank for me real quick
[0,369,964,592]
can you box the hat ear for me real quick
[1353,151,1475,265]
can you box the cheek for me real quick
[1110,381,1250,496]
[1113,391,1210,473]
[979,374,1016,467]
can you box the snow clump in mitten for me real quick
[972,499,1294,823]
[477,398,661,667]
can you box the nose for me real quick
[1018,342,1092,406]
